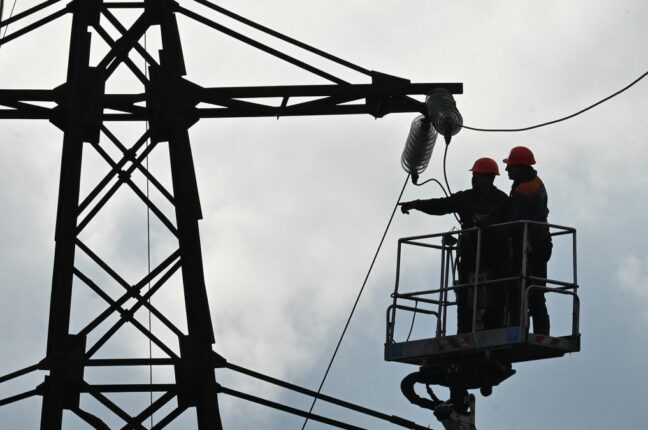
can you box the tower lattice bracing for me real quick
[0,0,461,428]
[42,1,222,428]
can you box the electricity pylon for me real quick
[0,0,461,428]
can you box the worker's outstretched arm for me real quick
[400,195,456,216]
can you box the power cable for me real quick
[442,144,452,195]
[0,363,39,384]
[224,361,430,430]
[414,177,448,196]
[177,6,348,85]
[405,300,418,342]
[191,0,372,77]
[0,389,39,407]
[462,67,648,132]
[143,31,154,429]
[300,174,410,430]
[441,144,461,225]
[0,0,18,39]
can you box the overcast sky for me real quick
[1,0,648,429]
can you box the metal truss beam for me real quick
[0,80,462,120]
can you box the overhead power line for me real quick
[191,0,372,77]
[224,361,430,430]
[463,68,648,132]
[185,3,648,134]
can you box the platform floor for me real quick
[385,327,580,367]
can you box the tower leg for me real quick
[151,1,223,427]
[41,1,99,427]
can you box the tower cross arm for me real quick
[200,81,463,100]
[0,80,462,121]
[196,80,462,119]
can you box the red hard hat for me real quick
[503,146,536,165]
[469,157,500,175]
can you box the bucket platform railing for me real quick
[385,221,580,371]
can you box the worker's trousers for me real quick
[509,241,552,335]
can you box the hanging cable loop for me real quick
[463,68,648,132]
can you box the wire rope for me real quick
[191,0,371,77]
[0,363,39,384]
[143,30,154,429]
[0,0,18,39]
[441,144,461,226]
[224,362,430,430]
[462,68,648,132]
[300,174,410,430]
[442,144,452,195]
[414,177,448,196]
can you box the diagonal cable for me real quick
[0,363,39,384]
[0,0,61,31]
[0,389,40,407]
[143,28,155,429]
[225,361,431,430]
[0,3,68,48]
[190,0,371,76]
[220,386,366,430]
[301,174,409,429]
[177,5,348,85]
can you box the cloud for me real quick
[3,0,648,429]
[617,255,648,304]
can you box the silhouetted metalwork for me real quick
[0,0,462,428]
[387,221,580,428]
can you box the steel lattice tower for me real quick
[0,0,461,428]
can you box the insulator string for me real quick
[401,115,437,184]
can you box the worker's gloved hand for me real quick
[399,201,418,214]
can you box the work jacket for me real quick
[412,185,508,278]
[507,169,551,246]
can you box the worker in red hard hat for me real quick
[503,146,552,335]
[400,157,508,333]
